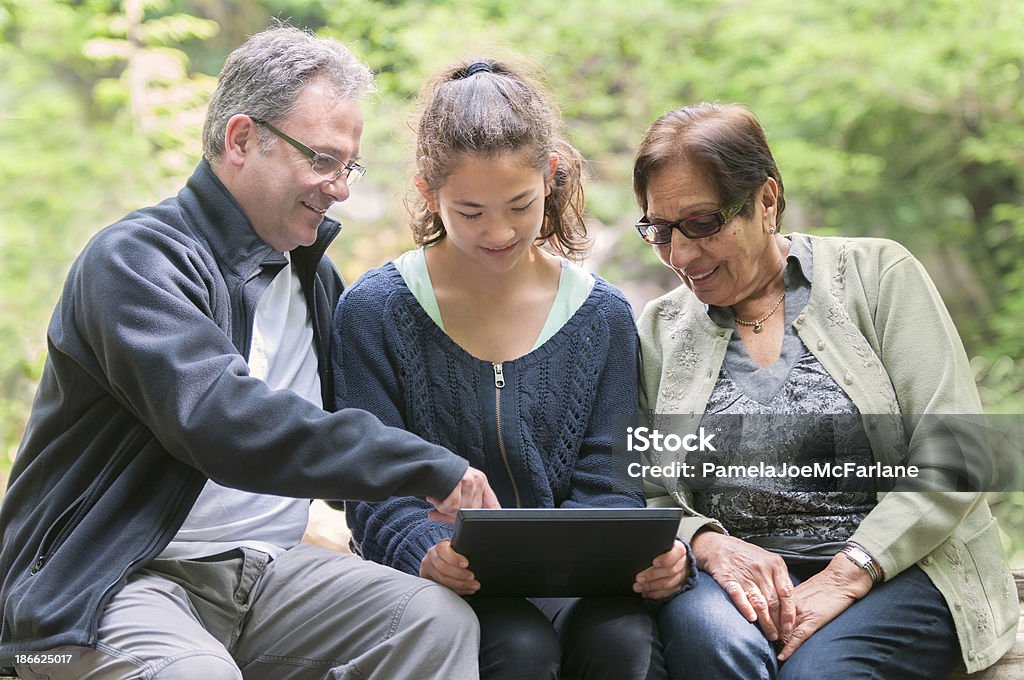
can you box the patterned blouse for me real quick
[694,234,877,564]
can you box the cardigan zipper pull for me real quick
[493,363,505,388]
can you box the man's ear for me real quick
[415,175,438,212]
[223,114,260,168]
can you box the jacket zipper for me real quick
[30,496,87,574]
[493,363,521,508]
[30,439,139,574]
[237,267,264,360]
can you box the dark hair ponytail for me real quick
[411,58,588,258]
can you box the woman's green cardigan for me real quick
[639,234,1019,673]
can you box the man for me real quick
[0,26,497,679]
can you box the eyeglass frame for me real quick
[250,117,366,185]
[634,197,748,245]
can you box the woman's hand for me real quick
[690,530,795,642]
[776,552,874,661]
[633,540,690,600]
[419,539,480,595]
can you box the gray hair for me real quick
[202,25,375,162]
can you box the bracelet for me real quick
[839,541,883,584]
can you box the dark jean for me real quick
[659,565,960,680]
[471,596,668,680]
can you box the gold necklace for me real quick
[734,291,786,334]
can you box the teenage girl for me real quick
[333,59,690,680]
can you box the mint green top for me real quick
[637,233,1019,673]
[394,246,595,350]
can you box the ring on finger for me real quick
[724,580,742,593]
[746,587,762,601]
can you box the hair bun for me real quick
[463,61,493,77]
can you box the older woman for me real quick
[633,103,1019,679]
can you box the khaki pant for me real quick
[17,544,479,680]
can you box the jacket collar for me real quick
[179,159,342,278]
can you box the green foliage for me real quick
[2,0,1023,563]
[0,0,216,470]
[990,493,1024,570]
[973,356,1024,568]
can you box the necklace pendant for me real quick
[753,322,764,333]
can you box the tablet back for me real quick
[451,508,683,597]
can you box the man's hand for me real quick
[420,539,479,595]
[691,530,796,643]
[633,540,690,600]
[427,466,500,523]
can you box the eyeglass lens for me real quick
[638,214,724,244]
[310,155,364,185]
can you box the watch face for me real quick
[841,544,881,582]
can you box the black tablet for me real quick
[450,507,684,597]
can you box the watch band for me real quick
[839,541,883,584]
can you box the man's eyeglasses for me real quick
[635,199,746,244]
[251,118,366,185]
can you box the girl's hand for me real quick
[419,539,479,595]
[633,540,690,600]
